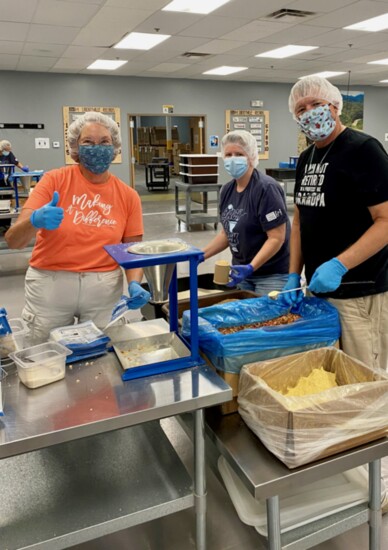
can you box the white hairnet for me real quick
[0,140,11,151]
[221,130,259,167]
[67,111,121,162]
[288,76,343,118]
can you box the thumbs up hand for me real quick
[30,191,64,230]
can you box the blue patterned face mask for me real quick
[223,156,249,179]
[297,103,336,142]
[78,145,115,174]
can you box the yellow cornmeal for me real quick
[283,367,338,397]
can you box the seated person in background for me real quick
[203,130,290,296]
[5,111,150,344]
[0,139,29,184]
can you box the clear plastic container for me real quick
[10,342,71,389]
[9,318,29,350]
[0,317,29,359]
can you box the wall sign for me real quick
[225,109,269,160]
[63,106,122,164]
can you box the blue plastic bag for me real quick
[182,296,341,373]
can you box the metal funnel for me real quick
[127,240,189,304]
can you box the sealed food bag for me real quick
[238,347,388,468]
[181,296,340,373]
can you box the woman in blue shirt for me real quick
[203,130,290,296]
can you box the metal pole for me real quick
[194,409,206,550]
[267,495,282,550]
[369,459,382,550]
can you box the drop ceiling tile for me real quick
[147,63,190,73]
[221,20,291,42]
[156,36,213,52]
[0,22,29,42]
[105,0,166,8]
[17,55,58,70]
[286,0,356,11]
[32,0,101,27]
[0,41,24,55]
[52,57,91,69]
[62,45,109,59]
[189,39,248,54]
[27,24,81,44]
[216,0,298,19]
[73,7,153,47]
[0,0,38,23]
[178,15,251,39]
[22,43,68,57]
[135,11,203,34]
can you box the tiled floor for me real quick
[1,175,387,550]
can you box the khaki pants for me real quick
[328,291,388,371]
[22,267,124,344]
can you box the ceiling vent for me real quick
[181,52,211,59]
[265,9,317,22]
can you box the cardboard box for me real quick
[238,347,388,468]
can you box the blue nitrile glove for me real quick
[30,191,64,230]
[127,281,151,309]
[21,165,29,173]
[277,273,304,307]
[226,264,254,287]
[308,258,348,294]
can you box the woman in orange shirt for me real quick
[6,112,149,344]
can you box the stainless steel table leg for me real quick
[369,459,382,550]
[267,495,282,550]
[186,189,191,230]
[194,409,206,550]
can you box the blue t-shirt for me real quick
[220,169,290,276]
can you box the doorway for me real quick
[127,114,207,189]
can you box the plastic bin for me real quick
[10,341,72,389]
[218,455,371,536]
[9,318,29,350]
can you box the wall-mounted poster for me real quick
[225,109,269,160]
[340,90,364,130]
[63,106,122,164]
[210,135,219,147]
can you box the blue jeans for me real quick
[237,273,288,297]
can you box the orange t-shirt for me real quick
[25,165,143,271]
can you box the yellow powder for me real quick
[283,367,337,397]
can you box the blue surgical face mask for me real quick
[297,103,336,142]
[1,151,10,157]
[223,156,249,179]
[78,145,115,174]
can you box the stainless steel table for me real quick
[174,181,222,231]
[0,349,232,549]
[180,411,388,550]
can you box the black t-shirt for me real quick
[220,169,290,275]
[295,127,388,298]
[0,151,18,166]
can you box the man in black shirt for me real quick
[282,76,388,372]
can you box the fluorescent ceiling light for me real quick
[255,45,318,59]
[114,32,170,50]
[379,79,388,83]
[162,0,231,15]
[203,66,247,75]
[87,59,127,70]
[344,13,388,32]
[299,71,346,79]
[368,58,388,65]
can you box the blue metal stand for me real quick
[104,242,205,380]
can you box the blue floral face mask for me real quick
[297,103,336,142]
[78,145,115,174]
[223,156,249,179]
